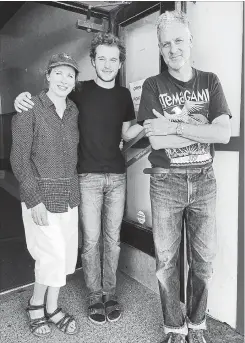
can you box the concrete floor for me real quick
[0,269,244,343]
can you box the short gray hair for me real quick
[156,10,191,41]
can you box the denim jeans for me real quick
[150,165,217,335]
[79,173,126,302]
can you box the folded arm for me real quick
[138,79,196,150]
[144,109,231,150]
[177,115,231,144]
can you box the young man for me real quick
[14,33,143,325]
[138,11,231,343]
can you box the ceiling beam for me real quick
[35,1,110,20]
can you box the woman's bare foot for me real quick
[27,298,51,336]
[46,307,78,334]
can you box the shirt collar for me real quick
[39,90,74,110]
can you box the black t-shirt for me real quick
[137,68,231,168]
[70,80,135,173]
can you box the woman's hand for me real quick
[31,203,49,226]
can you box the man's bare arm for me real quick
[122,121,144,142]
[178,115,231,144]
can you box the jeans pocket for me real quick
[151,173,168,181]
[205,168,216,180]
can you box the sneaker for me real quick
[161,333,187,343]
[187,329,208,343]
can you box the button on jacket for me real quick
[11,90,80,213]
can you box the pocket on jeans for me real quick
[151,173,168,181]
[205,168,216,180]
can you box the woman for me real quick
[11,53,80,337]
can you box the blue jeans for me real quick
[79,173,126,302]
[150,165,217,335]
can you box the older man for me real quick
[138,10,231,343]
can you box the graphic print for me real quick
[159,91,212,167]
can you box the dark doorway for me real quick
[0,187,35,292]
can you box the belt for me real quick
[143,165,212,174]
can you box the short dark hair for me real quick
[89,32,126,62]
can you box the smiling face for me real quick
[92,44,121,85]
[46,65,76,98]
[158,22,192,72]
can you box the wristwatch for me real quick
[176,123,184,136]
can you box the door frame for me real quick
[111,1,187,301]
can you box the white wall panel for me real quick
[186,2,242,327]
[187,1,243,137]
[208,152,239,327]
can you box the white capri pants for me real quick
[21,203,78,287]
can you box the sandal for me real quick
[88,302,106,325]
[104,299,121,323]
[45,307,79,335]
[26,300,52,337]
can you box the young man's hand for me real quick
[31,203,49,226]
[14,92,34,112]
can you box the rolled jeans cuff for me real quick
[164,322,188,335]
[187,317,207,330]
[88,291,103,304]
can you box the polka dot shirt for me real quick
[11,91,80,213]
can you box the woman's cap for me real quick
[47,53,79,73]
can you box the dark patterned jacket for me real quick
[11,91,80,213]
